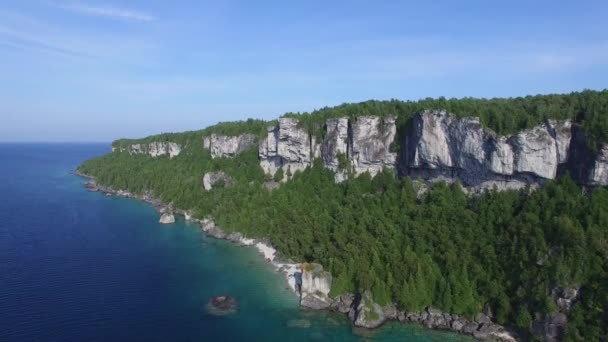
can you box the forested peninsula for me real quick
[78,90,608,341]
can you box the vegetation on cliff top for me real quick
[113,89,608,150]
[112,118,272,149]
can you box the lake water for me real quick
[0,143,470,341]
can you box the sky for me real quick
[1,1,608,142]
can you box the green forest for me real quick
[79,90,608,341]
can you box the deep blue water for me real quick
[0,143,470,341]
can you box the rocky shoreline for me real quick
[73,170,517,341]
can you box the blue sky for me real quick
[2,1,607,142]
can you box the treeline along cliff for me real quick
[79,90,608,341]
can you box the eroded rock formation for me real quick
[589,144,608,186]
[300,263,333,310]
[259,118,314,179]
[202,171,233,191]
[403,110,578,191]
[259,116,398,182]
[113,142,181,158]
[159,212,175,224]
[203,133,257,158]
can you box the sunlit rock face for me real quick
[349,116,398,177]
[255,110,603,189]
[589,144,608,186]
[258,118,313,180]
[258,116,398,182]
[203,133,257,158]
[114,142,182,159]
[300,263,333,310]
[403,110,573,191]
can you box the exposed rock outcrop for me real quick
[532,287,579,342]
[259,116,398,182]
[322,118,350,182]
[202,171,233,191]
[349,116,398,178]
[589,144,608,186]
[159,212,175,224]
[403,110,575,191]
[113,142,181,158]
[200,218,226,239]
[331,294,354,314]
[349,291,386,329]
[203,133,257,158]
[259,118,314,179]
[300,263,333,310]
[397,307,514,341]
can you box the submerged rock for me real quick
[286,319,311,328]
[206,295,238,316]
[84,181,98,192]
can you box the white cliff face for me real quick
[203,133,257,158]
[590,145,608,186]
[512,125,559,179]
[148,142,181,158]
[350,116,398,177]
[322,118,349,170]
[322,118,350,182]
[115,142,182,158]
[488,136,514,175]
[259,118,313,179]
[159,212,175,224]
[411,111,453,169]
[301,264,332,296]
[450,117,487,173]
[259,116,398,182]
[253,111,605,189]
[547,120,572,164]
[405,110,574,190]
[300,263,333,309]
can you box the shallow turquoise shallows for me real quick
[0,143,471,341]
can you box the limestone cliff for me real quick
[258,118,314,179]
[299,263,333,310]
[402,110,584,191]
[259,116,398,182]
[203,133,257,158]
[113,142,181,159]
[349,115,398,177]
[112,110,607,190]
[589,144,608,186]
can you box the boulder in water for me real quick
[206,295,238,316]
[159,213,175,224]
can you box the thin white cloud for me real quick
[0,11,160,66]
[51,2,155,22]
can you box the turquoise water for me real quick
[0,143,471,341]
